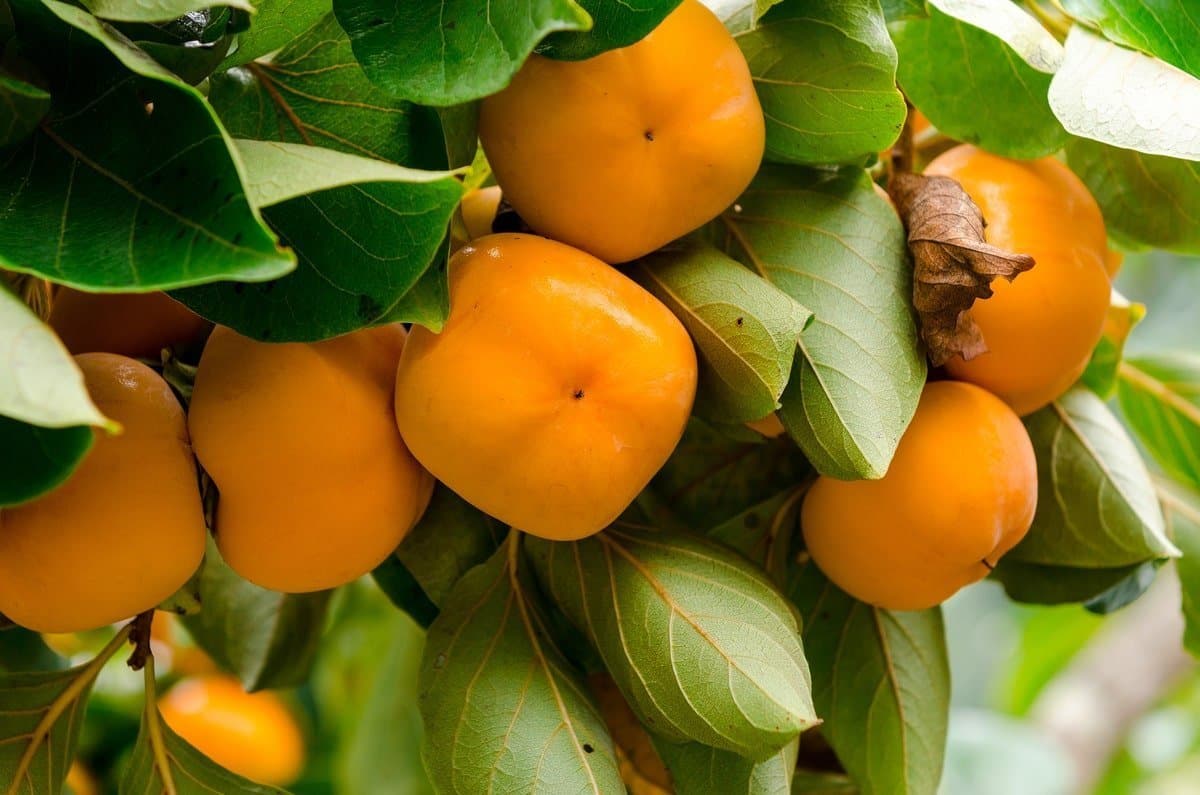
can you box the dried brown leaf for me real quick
[888,172,1035,366]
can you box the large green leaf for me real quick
[1161,483,1200,657]
[527,524,817,758]
[120,658,290,793]
[0,416,92,506]
[927,0,1063,72]
[787,564,949,795]
[0,627,129,795]
[209,14,431,165]
[181,538,331,691]
[1062,0,1200,79]
[1009,387,1178,568]
[539,0,681,60]
[653,736,798,794]
[82,0,251,22]
[333,0,591,106]
[650,418,814,530]
[173,140,461,341]
[370,555,439,628]
[706,487,804,584]
[221,0,331,68]
[419,541,623,794]
[1048,27,1200,161]
[734,0,905,165]
[124,9,238,86]
[0,0,293,290]
[0,285,110,430]
[633,242,811,425]
[0,73,49,148]
[991,558,1146,605]
[0,628,64,674]
[1067,138,1200,254]
[891,6,1067,159]
[713,166,924,479]
[1118,354,1200,492]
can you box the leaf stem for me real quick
[141,654,179,795]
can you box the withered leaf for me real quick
[888,172,1035,366]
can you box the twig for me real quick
[127,610,156,671]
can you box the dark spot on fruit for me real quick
[644,130,654,142]
[572,389,585,400]
[582,744,594,754]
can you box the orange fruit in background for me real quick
[188,325,432,593]
[460,185,503,242]
[49,288,210,359]
[0,355,206,632]
[65,762,99,795]
[924,145,1111,415]
[479,0,764,263]
[160,676,305,786]
[801,380,1037,610]
[394,234,697,541]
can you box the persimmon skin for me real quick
[0,355,206,633]
[50,288,210,358]
[394,234,698,541]
[160,676,305,786]
[479,0,764,263]
[924,145,1111,415]
[460,186,503,242]
[801,381,1037,611]
[188,325,432,593]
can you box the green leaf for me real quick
[209,15,430,165]
[706,487,804,584]
[1117,354,1200,492]
[0,628,128,795]
[128,10,236,85]
[791,770,859,793]
[1009,387,1178,569]
[121,658,290,794]
[333,0,592,106]
[1080,290,1144,398]
[1082,560,1159,614]
[371,557,439,628]
[651,418,814,529]
[0,285,111,429]
[392,483,507,607]
[990,558,1145,605]
[1061,0,1200,79]
[1066,138,1200,254]
[82,0,251,22]
[652,736,798,794]
[181,538,331,691]
[632,242,811,425]
[927,0,1063,72]
[173,140,462,341]
[879,0,925,23]
[539,0,680,60]
[0,627,65,674]
[419,541,623,794]
[735,0,906,165]
[222,0,331,67]
[527,524,817,758]
[1162,484,1200,656]
[891,6,1068,159]
[432,102,479,170]
[713,166,925,479]
[0,73,49,148]
[1048,27,1200,160]
[0,416,92,506]
[0,0,293,290]
[787,564,949,795]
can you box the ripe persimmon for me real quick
[478,0,764,263]
[394,234,697,541]
[801,381,1037,610]
[0,355,206,632]
[160,676,305,786]
[460,185,502,242]
[924,145,1111,415]
[50,288,210,359]
[188,325,432,593]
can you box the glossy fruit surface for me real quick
[50,288,210,358]
[0,354,206,632]
[801,380,1037,610]
[479,0,764,263]
[189,325,432,592]
[160,676,305,786]
[925,145,1111,415]
[394,234,697,540]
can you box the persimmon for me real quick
[394,234,697,541]
[801,380,1037,610]
[66,763,99,795]
[49,288,210,358]
[160,676,305,786]
[924,145,1111,415]
[0,355,206,633]
[188,325,432,593]
[460,185,502,241]
[478,0,764,263]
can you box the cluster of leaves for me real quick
[2,0,1200,793]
